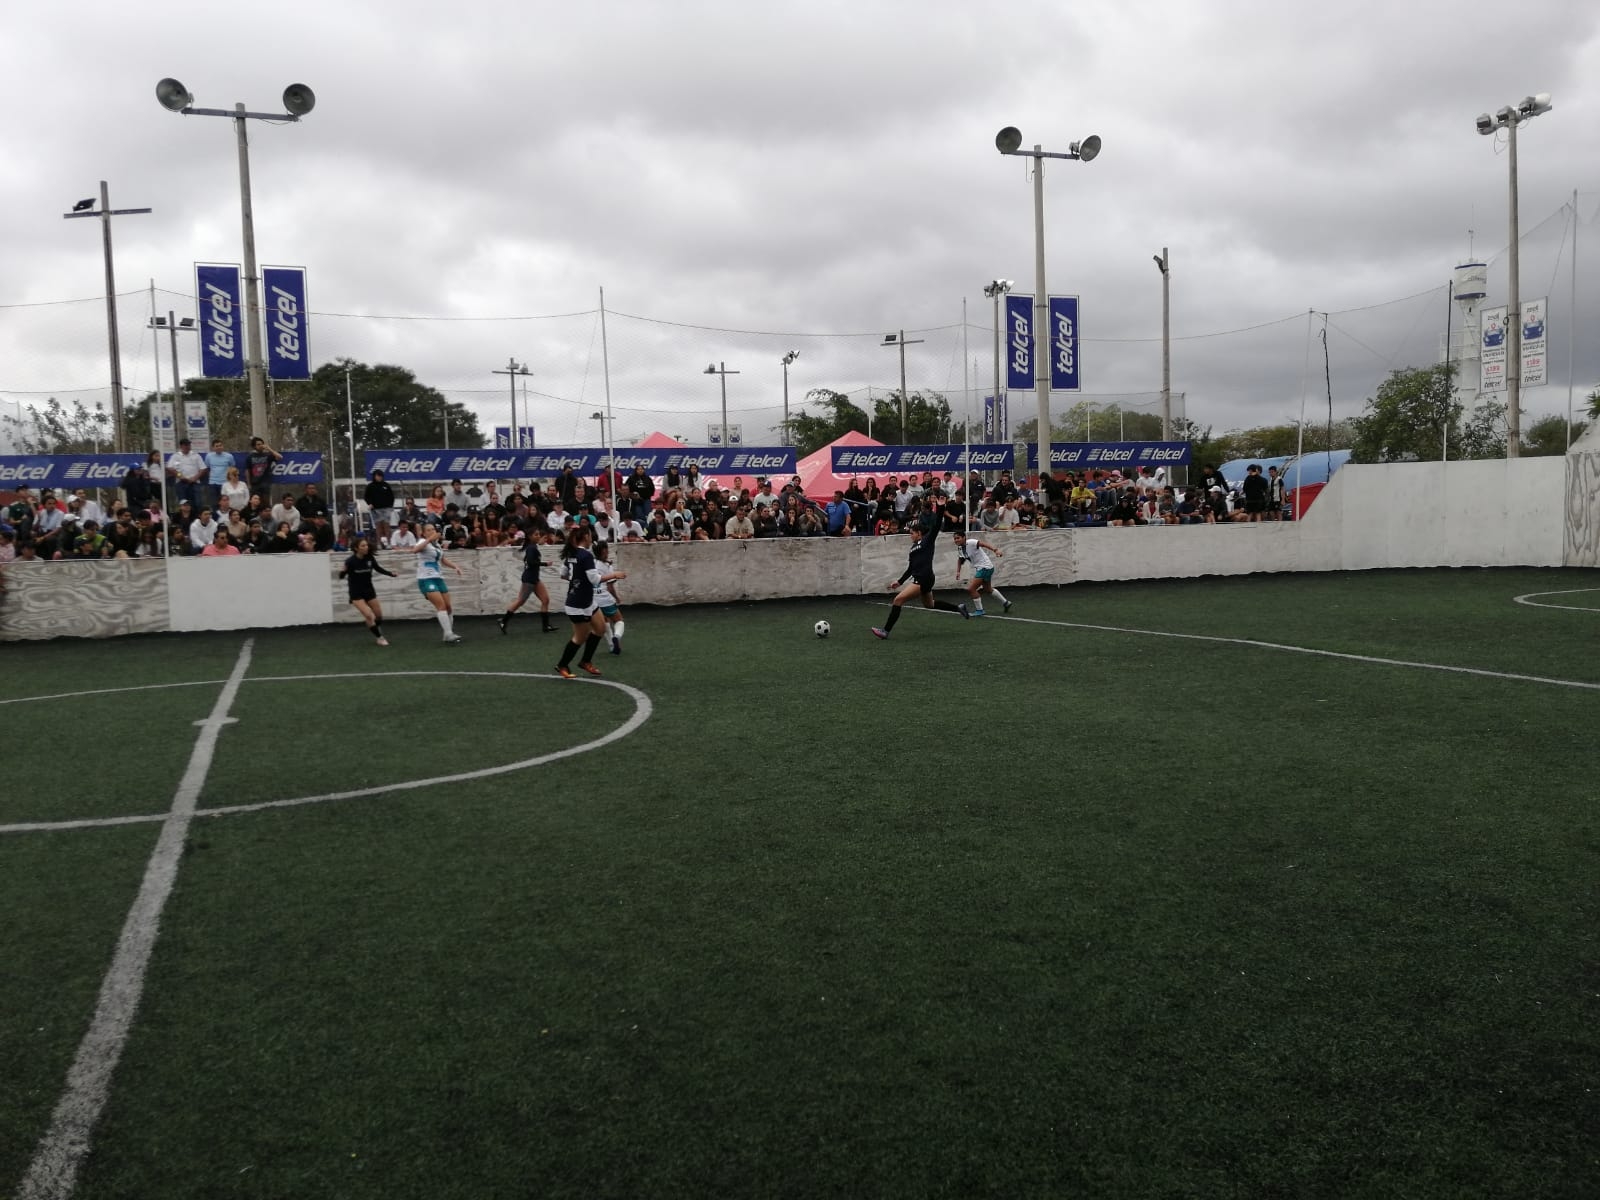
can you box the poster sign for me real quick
[263,266,311,380]
[494,427,538,449]
[183,401,211,446]
[1048,295,1081,391]
[1520,296,1547,389]
[151,402,178,454]
[1004,293,1033,392]
[195,263,245,379]
[1480,304,1507,393]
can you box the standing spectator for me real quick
[366,467,396,547]
[204,438,236,512]
[1199,462,1229,497]
[123,454,158,513]
[189,508,220,550]
[243,437,282,502]
[625,465,655,524]
[270,493,302,534]
[167,438,206,510]
[1241,464,1269,523]
[1267,466,1286,521]
[218,466,250,515]
[443,478,470,515]
[556,466,582,511]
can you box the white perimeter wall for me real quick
[0,458,1573,641]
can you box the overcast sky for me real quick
[2,0,1597,451]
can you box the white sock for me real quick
[436,610,452,635]
[614,620,625,640]
[990,587,1009,604]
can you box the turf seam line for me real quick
[17,639,255,1200]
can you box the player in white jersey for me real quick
[593,541,627,654]
[396,522,466,642]
[952,530,1011,616]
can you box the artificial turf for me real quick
[2,568,1597,1198]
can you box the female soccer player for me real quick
[338,536,397,645]
[499,534,555,635]
[397,523,464,643]
[952,529,1011,616]
[870,517,968,640]
[594,541,627,654]
[555,526,625,678]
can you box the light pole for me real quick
[64,184,152,451]
[1153,249,1171,441]
[704,361,740,446]
[156,77,316,441]
[881,331,925,443]
[491,358,531,449]
[1475,92,1552,458]
[982,281,1013,440]
[994,125,1101,479]
[147,311,196,422]
[781,350,799,445]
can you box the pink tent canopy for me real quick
[633,431,684,449]
[792,430,888,501]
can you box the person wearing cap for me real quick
[167,438,207,510]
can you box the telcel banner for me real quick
[1029,441,1192,470]
[830,444,1015,473]
[362,447,798,483]
[1048,295,1080,391]
[195,263,245,379]
[263,265,311,380]
[0,451,324,490]
[1005,293,1034,392]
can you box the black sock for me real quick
[501,609,515,624]
[883,605,903,632]
[932,600,962,613]
[580,632,602,663]
[369,622,383,639]
[559,640,579,668]
[541,612,553,628]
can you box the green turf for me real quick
[3,568,1598,1198]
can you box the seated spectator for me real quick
[442,513,472,550]
[692,505,722,541]
[995,499,1021,531]
[668,500,694,541]
[425,486,447,523]
[874,513,900,536]
[390,519,419,549]
[617,514,646,542]
[219,466,250,514]
[224,507,250,545]
[751,479,780,511]
[135,511,167,557]
[979,499,1001,531]
[442,478,470,515]
[797,506,826,537]
[201,530,241,556]
[295,483,330,524]
[306,514,336,552]
[725,504,756,540]
[592,511,619,545]
[295,529,320,553]
[189,509,220,550]
[751,504,778,538]
[245,519,270,552]
[644,507,673,541]
[262,523,296,553]
[1157,487,1180,526]
[103,511,141,558]
[0,528,15,564]
[72,520,109,559]
[270,493,301,534]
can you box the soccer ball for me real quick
[814,620,831,638]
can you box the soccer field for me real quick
[4,568,1598,1199]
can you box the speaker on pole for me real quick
[155,77,193,112]
[282,83,316,116]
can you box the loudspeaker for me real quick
[282,83,316,116]
[995,127,1023,154]
[156,78,193,112]
[1075,134,1102,162]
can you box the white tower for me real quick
[1448,261,1488,416]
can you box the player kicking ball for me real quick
[871,520,968,639]
[952,530,1012,616]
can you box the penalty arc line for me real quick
[1511,587,1600,612]
[872,603,1600,692]
[17,638,256,1200]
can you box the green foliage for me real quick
[1520,413,1585,456]
[1585,387,1600,421]
[2,397,112,453]
[869,389,954,446]
[1350,364,1459,463]
[782,389,868,457]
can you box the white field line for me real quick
[0,672,652,835]
[1511,587,1600,612]
[873,603,1600,693]
[17,639,255,1200]
[0,680,226,707]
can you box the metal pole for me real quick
[962,298,970,482]
[520,374,530,448]
[345,367,357,521]
[719,362,729,448]
[232,107,269,440]
[897,331,908,443]
[1506,117,1521,458]
[1033,147,1050,482]
[600,287,615,475]
[1159,247,1172,441]
[98,182,127,451]
[149,286,162,446]
[991,290,1002,441]
[782,357,791,446]
[1569,188,1578,449]
[508,357,518,449]
[1443,280,1453,461]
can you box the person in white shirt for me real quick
[617,517,645,542]
[389,520,419,549]
[72,489,105,525]
[994,500,1021,530]
[189,510,219,550]
[270,495,301,534]
[751,480,780,511]
[953,530,1012,615]
[167,439,207,510]
[591,512,618,544]
[218,466,250,514]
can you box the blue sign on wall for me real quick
[1028,441,1192,470]
[830,444,1015,474]
[362,447,798,483]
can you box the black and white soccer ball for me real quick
[814,620,831,638]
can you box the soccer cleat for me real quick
[971,608,986,617]
[1002,599,1012,613]
[444,633,463,644]
[579,661,603,676]
[611,636,621,654]
[541,622,556,633]
[871,626,889,640]
[497,615,509,634]
[959,604,970,620]
[555,665,576,679]
[376,637,390,646]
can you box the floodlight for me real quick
[1475,113,1495,135]
[155,77,192,112]
[995,126,1023,154]
[1517,92,1552,118]
[1073,134,1102,162]
[704,364,716,374]
[178,317,196,328]
[282,83,316,116]
[782,350,799,365]
[1495,105,1516,124]
[883,333,898,344]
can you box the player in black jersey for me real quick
[870,511,968,639]
[555,525,626,679]
[338,537,397,645]
[498,535,555,634]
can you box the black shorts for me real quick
[348,585,376,603]
[910,572,935,593]
[521,567,541,586]
[1245,498,1266,514]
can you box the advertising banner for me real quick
[707,425,744,446]
[263,266,311,380]
[195,263,245,379]
[1028,441,1193,471]
[1004,293,1034,392]
[1480,304,1507,393]
[1048,295,1081,391]
[362,447,798,483]
[0,450,324,491]
[183,400,211,446]
[1520,296,1547,389]
[830,444,1016,473]
[493,426,538,449]
[983,395,1009,442]
[151,402,178,455]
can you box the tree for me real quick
[2,397,112,453]
[1522,413,1586,456]
[782,389,868,457]
[1584,387,1600,421]
[1350,364,1459,463]
[870,390,953,445]
[1456,401,1507,460]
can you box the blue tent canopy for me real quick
[1217,455,1292,485]
[1282,450,1352,490]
